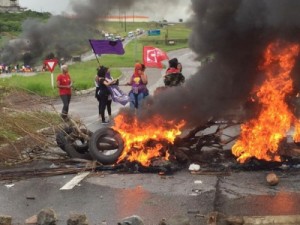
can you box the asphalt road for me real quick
[2,49,300,225]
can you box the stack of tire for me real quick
[55,126,124,165]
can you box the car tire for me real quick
[89,127,124,165]
[64,143,93,160]
[72,128,93,153]
[55,126,91,153]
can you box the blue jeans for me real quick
[129,92,144,109]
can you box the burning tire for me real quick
[55,126,92,154]
[89,127,124,165]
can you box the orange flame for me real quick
[232,40,300,163]
[112,114,185,167]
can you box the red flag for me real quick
[143,46,169,68]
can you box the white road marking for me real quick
[60,172,90,190]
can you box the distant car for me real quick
[115,35,125,41]
[128,31,134,38]
[136,28,143,35]
[104,33,109,40]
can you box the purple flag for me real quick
[108,85,129,106]
[89,39,125,55]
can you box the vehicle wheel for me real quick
[89,127,124,165]
[64,143,93,160]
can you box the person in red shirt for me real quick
[56,64,72,119]
[163,58,185,87]
[165,58,180,75]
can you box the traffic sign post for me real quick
[44,59,58,88]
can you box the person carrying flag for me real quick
[95,66,118,124]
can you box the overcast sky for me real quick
[18,0,192,22]
[19,0,71,15]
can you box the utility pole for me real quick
[119,7,121,25]
[120,8,123,28]
[133,10,134,22]
[124,11,127,32]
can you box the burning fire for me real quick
[112,114,185,167]
[232,40,300,163]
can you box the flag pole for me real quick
[89,39,101,66]
[95,54,101,66]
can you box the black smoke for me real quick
[0,14,97,65]
[137,0,300,128]
[0,0,181,65]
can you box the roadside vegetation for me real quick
[0,11,51,47]
[0,66,122,97]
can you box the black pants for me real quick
[98,94,109,122]
[107,99,112,116]
[60,94,71,117]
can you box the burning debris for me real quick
[52,110,300,175]
[112,113,185,167]
[54,117,239,172]
[232,41,300,164]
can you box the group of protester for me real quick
[56,57,185,123]
[93,62,149,124]
[0,64,33,74]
